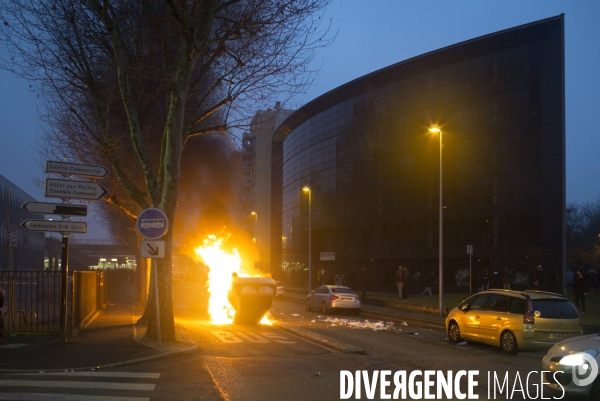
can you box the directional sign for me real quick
[141,240,165,258]
[136,208,169,240]
[21,220,87,234]
[21,202,88,217]
[45,178,108,201]
[46,161,109,178]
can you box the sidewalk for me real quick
[0,280,197,373]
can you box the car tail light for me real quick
[330,295,339,300]
[524,298,534,324]
[355,297,360,301]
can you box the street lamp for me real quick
[303,187,312,294]
[429,124,444,316]
[251,211,257,244]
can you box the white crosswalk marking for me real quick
[0,393,150,401]
[0,371,160,401]
[17,372,161,379]
[0,380,155,390]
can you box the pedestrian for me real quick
[395,266,405,299]
[573,268,588,314]
[0,286,5,343]
[402,267,410,299]
[334,274,342,286]
[502,267,512,290]
[532,265,544,289]
[478,269,490,292]
[421,272,435,296]
[359,267,368,298]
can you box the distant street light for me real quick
[303,187,312,294]
[429,124,444,317]
[251,211,257,244]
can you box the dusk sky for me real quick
[1,0,599,239]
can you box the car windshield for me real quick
[532,299,579,319]
[331,288,356,295]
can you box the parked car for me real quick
[228,277,277,324]
[542,333,600,400]
[445,289,582,354]
[275,281,285,299]
[306,285,361,315]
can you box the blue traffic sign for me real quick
[136,208,169,239]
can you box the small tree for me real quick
[1,0,332,341]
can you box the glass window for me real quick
[485,294,510,312]
[531,299,579,319]
[461,294,489,311]
[509,298,526,314]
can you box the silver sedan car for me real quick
[305,285,361,315]
[542,333,600,400]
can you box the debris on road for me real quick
[320,317,395,331]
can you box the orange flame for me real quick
[194,235,240,324]
[194,234,274,325]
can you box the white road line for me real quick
[0,393,150,401]
[0,380,155,391]
[15,372,161,379]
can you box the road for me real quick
[0,285,562,401]
[166,287,556,400]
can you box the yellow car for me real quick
[445,289,582,354]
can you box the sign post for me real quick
[21,202,87,216]
[44,178,108,201]
[136,208,169,346]
[22,160,109,342]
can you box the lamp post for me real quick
[303,187,312,294]
[251,211,257,244]
[429,124,444,316]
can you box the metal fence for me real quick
[0,271,62,333]
[0,270,126,335]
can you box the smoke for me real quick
[173,134,259,271]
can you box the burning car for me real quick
[228,277,277,324]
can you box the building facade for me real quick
[271,16,565,293]
[241,104,293,271]
[0,174,44,271]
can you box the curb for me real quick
[0,320,200,374]
[273,321,366,354]
[0,346,200,374]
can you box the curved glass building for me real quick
[271,16,565,294]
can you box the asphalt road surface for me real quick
[165,286,556,401]
[0,285,559,401]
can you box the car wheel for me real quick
[321,301,329,315]
[448,321,461,343]
[500,330,518,355]
[305,299,311,311]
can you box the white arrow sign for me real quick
[45,178,108,201]
[140,240,165,258]
[46,161,109,178]
[21,220,87,234]
[21,202,88,216]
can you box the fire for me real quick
[194,235,240,324]
[194,234,274,325]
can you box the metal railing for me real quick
[0,271,62,334]
[0,270,126,335]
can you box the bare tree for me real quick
[0,0,332,341]
[1,188,22,271]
